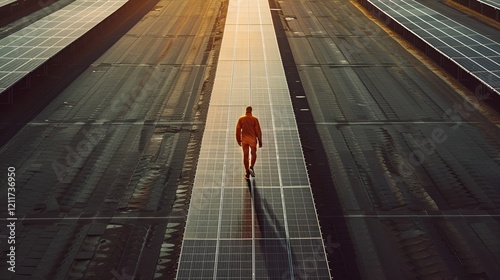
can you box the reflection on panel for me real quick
[0,0,128,91]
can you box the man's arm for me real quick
[256,118,262,148]
[236,118,242,146]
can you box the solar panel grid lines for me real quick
[0,0,128,92]
[477,0,500,9]
[0,0,17,8]
[369,0,500,94]
[176,0,330,278]
[395,1,498,55]
[374,0,499,58]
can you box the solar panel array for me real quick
[0,0,128,93]
[176,0,331,278]
[478,0,500,9]
[370,0,500,95]
[0,0,17,8]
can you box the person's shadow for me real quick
[247,178,295,278]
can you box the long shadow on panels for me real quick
[248,179,294,278]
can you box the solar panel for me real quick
[370,0,500,94]
[176,0,331,278]
[478,0,500,9]
[0,0,16,8]
[0,0,128,92]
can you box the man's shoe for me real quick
[249,166,255,177]
[244,172,250,180]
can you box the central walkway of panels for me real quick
[176,0,331,278]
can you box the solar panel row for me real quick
[176,0,331,278]
[478,0,500,10]
[0,0,128,93]
[0,0,16,8]
[370,0,500,94]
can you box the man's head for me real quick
[246,106,252,113]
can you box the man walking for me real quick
[236,106,262,180]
